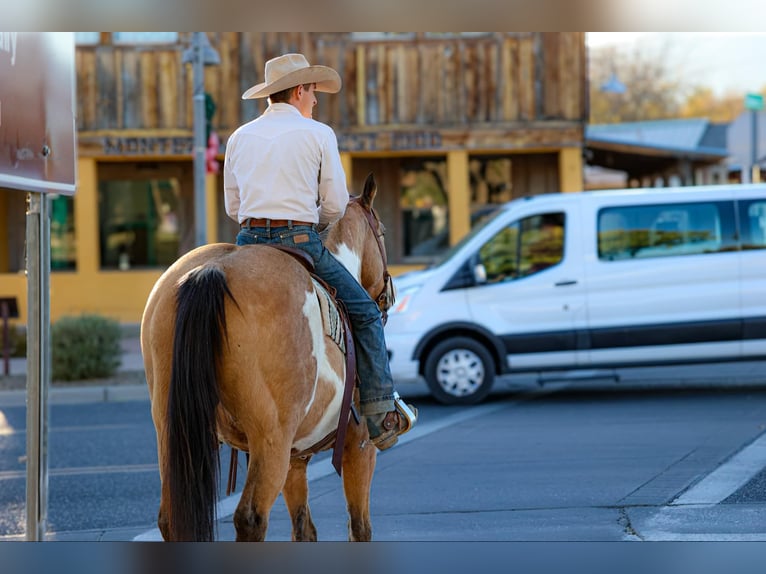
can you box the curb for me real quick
[0,384,149,407]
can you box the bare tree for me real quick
[589,40,686,124]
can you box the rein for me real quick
[349,197,395,324]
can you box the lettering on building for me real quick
[338,131,442,152]
[102,137,195,156]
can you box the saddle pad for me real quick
[312,278,345,353]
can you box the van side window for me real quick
[598,201,736,261]
[478,212,565,283]
[738,200,766,250]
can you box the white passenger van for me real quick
[385,184,766,404]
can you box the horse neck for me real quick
[325,206,377,292]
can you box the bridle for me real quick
[350,197,395,325]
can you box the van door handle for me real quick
[554,280,578,287]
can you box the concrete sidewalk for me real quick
[0,336,149,407]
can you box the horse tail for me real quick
[166,264,234,541]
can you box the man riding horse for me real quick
[223,53,417,450]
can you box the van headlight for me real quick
[388,285,421,316]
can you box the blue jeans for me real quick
[236,224,395,416]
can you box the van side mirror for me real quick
[473,263,487,284]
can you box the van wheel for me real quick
[424,337,495,405]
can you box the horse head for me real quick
[324,172,395,322]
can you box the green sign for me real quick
[745,93,764,111]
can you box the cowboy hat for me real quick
[242,53,342,99]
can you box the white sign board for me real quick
[0,32,76,194]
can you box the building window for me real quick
[399,158,449,260]
[0,189,26,273]
[98,178,182,270]
[469,153,560,210]
[470,157,514,208]
[50,195,76,271]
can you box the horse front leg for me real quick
[341,413,377,541]
[282,455,318,541]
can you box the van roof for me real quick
[512,183,766,208]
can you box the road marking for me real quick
[672,432,766,505]
[632,432,766,541]
[133,395,534,541]
[0,463,158,481]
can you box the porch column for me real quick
[559,147,583,193]
[447,150,470,246]
[340,152,353,187]
[75,157,99,275]
[205,173,218,243]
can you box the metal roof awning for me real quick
[584,117,731,184]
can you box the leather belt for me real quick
[241,218,314,228]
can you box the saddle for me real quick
[225,244,359,494]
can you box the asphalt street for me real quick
[2,337,766,542]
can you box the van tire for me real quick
[424,337,495,405]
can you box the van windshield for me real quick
[427,206,504,268]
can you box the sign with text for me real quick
[745,93,764,111]
[0,33,77,195]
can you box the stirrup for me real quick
[393,391,417,435]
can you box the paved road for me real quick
[2,361,766,541]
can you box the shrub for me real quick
[51,314,122,381]
[1,323,26,357]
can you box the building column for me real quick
[340,152,353,187]
[558,147,583,193]
[447,150,470,246]
[205,173,218,244]
[75,157,100,275]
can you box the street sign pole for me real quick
[192,33,207,247]
[745,93,764,183]
[25,191,51,541]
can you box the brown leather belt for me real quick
[241,218,314,228]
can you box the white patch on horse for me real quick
[294,289,344,452]
[330,243,361,282]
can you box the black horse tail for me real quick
[166,264,234,541]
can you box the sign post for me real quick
[0,32,77,541]
[745,93,764,183]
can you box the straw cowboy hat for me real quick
[242,53,342,99]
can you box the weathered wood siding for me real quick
[76,32,586,136]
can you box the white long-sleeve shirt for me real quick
[224,103,349,228]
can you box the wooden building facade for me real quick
[0,32,587,325]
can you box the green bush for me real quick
[1,324,26,357]
[51,315,122,381]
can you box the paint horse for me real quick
[140,174,394,541]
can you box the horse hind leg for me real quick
[233,438,292,541]
[282,456,318,541]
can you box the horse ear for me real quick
[360,172,377,210]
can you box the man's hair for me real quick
[269,83,314,104]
